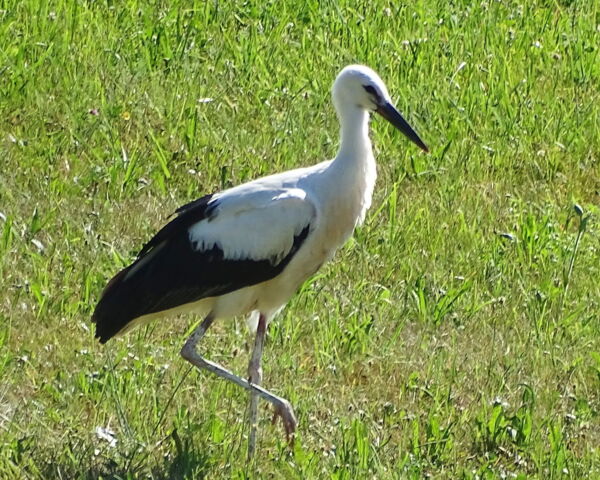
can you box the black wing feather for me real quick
[92,194,310,343]
[137,193,217,258]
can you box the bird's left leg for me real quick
[247,313,267,459]
[181,313,297,448]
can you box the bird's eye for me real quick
[363,85,377,96]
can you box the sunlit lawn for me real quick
[1,0,599,478]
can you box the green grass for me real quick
[1,0,599,478]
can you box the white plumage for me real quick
[92,64,428,458]
[189,186,315,265]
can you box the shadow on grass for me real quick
[36,431,210,480]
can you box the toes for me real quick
[271,402,297,445]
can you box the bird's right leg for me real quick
[180,314,297,443]
[247,313,267,458]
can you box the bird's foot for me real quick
[271,399,297,445]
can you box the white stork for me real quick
[92,65,428,457]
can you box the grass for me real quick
[1,0,599,478]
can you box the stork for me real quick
[92,65,428,457]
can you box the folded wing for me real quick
[92,188,317,343]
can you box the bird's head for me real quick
[332,65,428,153]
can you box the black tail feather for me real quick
[92,194,218,343]
[92,265,140,343]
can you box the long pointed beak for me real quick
[376,101,429,153]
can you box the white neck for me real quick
[335,103,372,161]
[321,100,377,234]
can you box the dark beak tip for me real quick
[377,102,429,154]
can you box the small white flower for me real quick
[95,426,118,448]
